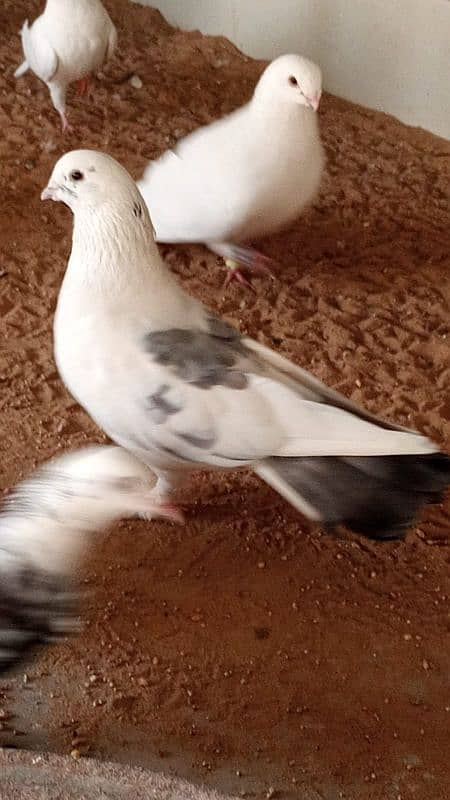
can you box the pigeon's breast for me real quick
[231,116,325,241]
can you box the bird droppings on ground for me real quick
[0,1,449,799]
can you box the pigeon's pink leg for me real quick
[139,471,185,523]
[211,243,276,291]
[59,110,73,133]
[76,76,91,97]
[146,502,185,524]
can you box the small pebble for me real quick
[129,74,143,89]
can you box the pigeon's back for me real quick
[35,0,117,84]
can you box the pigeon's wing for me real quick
[115,314,450,538]
[20,19,58,83]
[115,320,282,468]
[138,109,258,244]
[116,314,435,470]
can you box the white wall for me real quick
[137,0,450,139]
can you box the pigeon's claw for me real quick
[226,246,276,275]
[223,247,276,291]
[224,261,257,292]
[139,503,185,524]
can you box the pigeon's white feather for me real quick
[19,19,58,83]
[44,150,450,540]
[138,54,325,255]
[105,24,119,62]
[14,58,29,79]
[0,444,175,675]
[14,0,117,127]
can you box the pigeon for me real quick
[42,150,450,542]
[0,444,179,675]
[137,53,325,288]
[14,0,117,132]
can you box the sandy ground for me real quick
[0,1,449,799]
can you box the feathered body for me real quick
[15,0,117,130]
[43,151,450,541]
[137,54,325,280]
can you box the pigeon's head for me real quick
[255,54,322,111]
[41,445,181,524]
[41,150,145,215]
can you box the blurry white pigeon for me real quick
[42,151,450,541]
[0,445,178,675]
[138,53,325,288]
[14,0,117,132]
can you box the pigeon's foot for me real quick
[76,76,91,98]
[222,246,276,291]
[137,471,185,523]
[138,503,185,524]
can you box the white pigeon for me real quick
[14,0,117,132]
[0,445,179,675]
[42,150,450,541]
[137,53,325,288]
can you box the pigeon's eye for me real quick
[288,75,298,86]
[70,170,84,182]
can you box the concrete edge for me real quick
[0,750,239,800]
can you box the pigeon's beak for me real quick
[41,182,59,201]
[307,91,322,112]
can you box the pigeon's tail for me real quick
[14,60,29,79]
[256,452,450,540]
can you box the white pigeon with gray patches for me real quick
[14,0,117,131]
[137,54,325,287]
[0,445,178,675]
[43,150,450,541]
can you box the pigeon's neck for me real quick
[251,96,317,133]
[46,0,89,8]
[67,205,166,296]
[45,0,76,9]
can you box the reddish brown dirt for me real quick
[0,2,449,799]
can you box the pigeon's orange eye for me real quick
[288,75,298,86]
[70,170,84,182]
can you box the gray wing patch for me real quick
[206,316,241,341]
[147,383,182,424]
[146,384,216,449]
[178,431,216,449]
[142,317,249,390]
